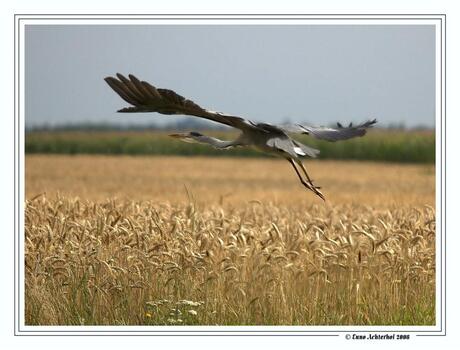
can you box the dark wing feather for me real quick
[104,73,252,130]
[279,119,377,142]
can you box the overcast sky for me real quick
[25,24,435,128]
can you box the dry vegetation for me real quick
[24,155,436,325]
[25,155,434,206]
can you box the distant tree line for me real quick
[26,119,434,133]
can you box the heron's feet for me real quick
[308,179,323,192]
[302,180,325,201]
[312,187,325,201]
[306,177,322,191]
[309,182,325,201]
[311,181,325,201]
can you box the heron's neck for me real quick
[203,135,241,149]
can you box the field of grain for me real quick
[24,155,436,325]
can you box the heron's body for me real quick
[105,73,377,200]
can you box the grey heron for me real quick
[104,73,377,200]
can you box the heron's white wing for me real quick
[266,137,320,158]
[291,140,320,158]
[279,119,377,142]
[105,73,253,130]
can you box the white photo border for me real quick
[14,13,446,337]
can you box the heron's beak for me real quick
[169,133,186,139]
[169,133,198,143]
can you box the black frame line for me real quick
[14,13,446,337]
[14,17,445,20]
[13,13,446,16]
[30,334,340,337]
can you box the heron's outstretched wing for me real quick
[104,73,254,130]
[279,119,377,142]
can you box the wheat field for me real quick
[24,155,436,325]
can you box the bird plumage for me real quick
[105,73,377,200]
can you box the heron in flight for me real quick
[105,73,377,200]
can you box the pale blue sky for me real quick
[25,24,435,128]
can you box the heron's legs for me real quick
[296,160,325,200]
[296,160,320,189]
[288,159,325,201]
[288,158,311,191]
